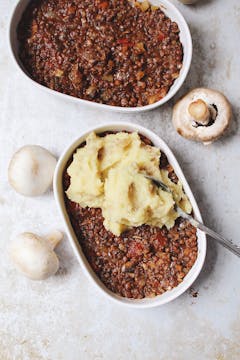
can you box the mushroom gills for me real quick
[172,88,232,144]
[193,103,218,127]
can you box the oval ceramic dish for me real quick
[9,0,192,113]
[54,122,206,308]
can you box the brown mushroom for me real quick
[172,88,232,145]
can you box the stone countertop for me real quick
[0,0,240,359]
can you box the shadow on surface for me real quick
[192,233,218,289]
[183,0,216,8]
[171,147,220,287]
[194,0,216,8]
[221,104,240,144]
[174,24,213,103]
[55,233,76,277]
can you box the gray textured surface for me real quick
[0,0,240,359]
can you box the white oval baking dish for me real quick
[9,0,192,113]
[54,122,206,308]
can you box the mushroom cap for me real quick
[8,145,57,196]
[172,88,232,144]
[10,232,59,280]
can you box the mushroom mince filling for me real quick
[18,0,183,107]
[63,133,198,299]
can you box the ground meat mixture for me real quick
[18,0,183,107]
[63,135,198,299]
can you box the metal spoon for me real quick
[144,175,240,257]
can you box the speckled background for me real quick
[0,0,240,359]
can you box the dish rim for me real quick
[53,122,207,308]
[9,0,193,113]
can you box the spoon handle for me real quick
[177,207,240,257]
[143,175,240,257]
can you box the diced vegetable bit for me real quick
[54,68,64,77]
[148,94,158,104]
[136,71,145,80]
[135,0,150,11]
[140,1,150,11]
[101,89,112,101]
[127,241,144,258]
[158,31,165,41]
[137,81,146,88]
[117,38,133,46]
[67,5,76,15]
[155,232,168,248]
[148,94,161,104]
[172,72,180,79]
[107,60,114,70]
[134,42,145,53]
[69,64,82,88]
[103,74,113,81]
[97,1,109,9]
[148,88,168,104]
[86,85,97,96]
[117,38,134,53]
[151,5,159,11]
[175,264,182,272]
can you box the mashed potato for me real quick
[66,132,192,236]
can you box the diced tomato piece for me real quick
[128,241,144,258]
[155,232,167,247]
[98,1,109,9]
[158,31,165,41]
[117,38,133,46]
[67,5,76,15]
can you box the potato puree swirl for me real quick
[66,132,192,235]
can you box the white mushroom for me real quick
[8,145,57,196]
[9,231,63,280]
[172,88,232,145]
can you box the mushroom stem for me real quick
[188,99,210,125]
[44,230,63,250]
[172,88,232,144]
